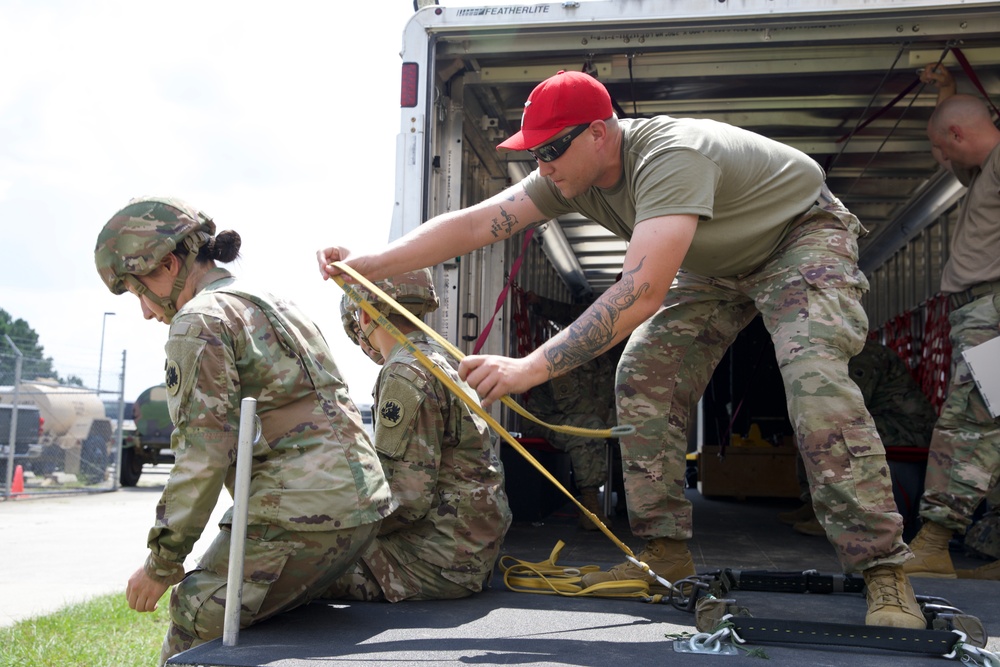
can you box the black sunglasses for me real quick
[528,124,589,162]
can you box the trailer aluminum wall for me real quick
[392,0,1000,426]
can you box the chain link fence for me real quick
[1,345,130,499]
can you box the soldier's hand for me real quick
[317,246,351,280]
[459,354,547,407]
[919,63,955,91]
[126,566,169,613]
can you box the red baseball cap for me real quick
[497,70,613,152]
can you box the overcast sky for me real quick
[0,0,511,407]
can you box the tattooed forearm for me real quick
[490,206,518,239]
[489,189,547,238]
[542,259,651,376]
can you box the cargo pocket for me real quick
[842,425,892,509]
[177,530,296,639]
[943,337,999,428]
[440,565,489,594]
[799,260,869,357]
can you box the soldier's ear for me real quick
[161,253,182,276]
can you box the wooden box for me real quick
[698,443,800,499]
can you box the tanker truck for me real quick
[119,384,174,487]
[0,379,114,485]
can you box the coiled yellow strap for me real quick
[499,541,666,601]
[332,262,635,557]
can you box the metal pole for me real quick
[97,312,115,394]
[604,438,614,519]
[3,335,22,499]
[223,397,258,647]
[112,350,127,492]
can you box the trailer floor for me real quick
[169,491,999,667]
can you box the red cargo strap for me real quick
[472,228,535,354]
[952,47,1000,119]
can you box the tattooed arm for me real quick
[460,213,698,406]
[317,183,548,282]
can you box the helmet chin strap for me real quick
[124,250,200,322]
[358,312,382,356]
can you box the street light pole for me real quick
[97,311,115,393]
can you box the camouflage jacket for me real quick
[144,268,394,585]
[528,294,620,422]
[368,332,512,591]
[848,338,937,449]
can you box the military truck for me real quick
[0,380,114,485]
[118,389,370,485]
[0,403,43,482]
[119,384,174,486]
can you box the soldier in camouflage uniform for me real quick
[780,338,937,535]
[902,70,1000,582]
[95,197,394,665]
[522,364,612,529]
[318,70,924,628]
[850,339,938,449]
[325,269,512,601]
[522,292,619,529]
[962,485,1000,567]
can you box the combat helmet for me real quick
[341,292,385,364]
[94,196,215,321]
[341,268,439,354]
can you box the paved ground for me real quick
[3,462,996,667]
[0,465,226,627]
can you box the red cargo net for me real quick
[917,294,952,415]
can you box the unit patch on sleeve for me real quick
[379,398,404,428]
[165,359,182,396]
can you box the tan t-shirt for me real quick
[940,142,1000,293]
[523,116,825,277]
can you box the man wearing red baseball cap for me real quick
[496,70,614,153]
[318,69,924,629]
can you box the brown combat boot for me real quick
[793,515,826,537]
[904,522,957,578]
[862,564,925,629]
[778,503,814,526]
[580,537,696,593]
[956,560,1000,580]
[578,486,611,531]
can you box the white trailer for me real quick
[391,0,1000,439]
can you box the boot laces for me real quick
[868,569,906,608]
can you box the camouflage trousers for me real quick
[524,414,610,489]
[159,521,379,666]
[617,200,909,572]
[919,292,1000,533]
[322,539,478,603]
[964,485,1000,559]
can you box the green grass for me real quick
[0,592,170,667]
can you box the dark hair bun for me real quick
[201,230,242,263]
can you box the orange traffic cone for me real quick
[11,464,25,497]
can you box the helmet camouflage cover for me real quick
[340,292,363,345]
[341,268,439,352]
[94,196,216,295]
[343,268,440,321]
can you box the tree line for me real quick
[1,308,83,386]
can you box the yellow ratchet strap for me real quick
[332,263,633,555]
[332,262,634,441]
[499,541,665,601]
